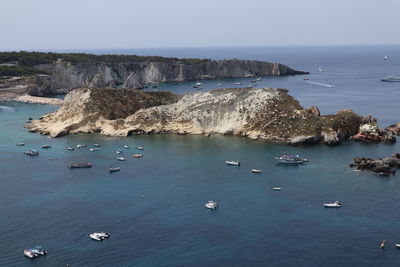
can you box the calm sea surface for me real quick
[1,46,400,266]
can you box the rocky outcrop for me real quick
[28,59,307,96]
[27,87,364,145]
[386,123,400,136]
[350,153,400,175]
[351,116,396,144]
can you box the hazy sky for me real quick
[1,0,400,50]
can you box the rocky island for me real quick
[26,86,391,146]
[0,51,307,98]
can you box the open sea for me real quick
[1,46,400,266]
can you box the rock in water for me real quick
[385,123,400,136]
[350,154,400,175]
[27,87,363,146]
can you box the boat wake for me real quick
[0,106,14,112]
[305,81,335,88]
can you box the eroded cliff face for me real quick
[28,59,306,96]
[27,87,362,145]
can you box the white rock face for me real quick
[31,59,306,95]
[104,88,279,136]
[27,87,363,145]
[27,88,282,138]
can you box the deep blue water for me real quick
[1,46,400,266]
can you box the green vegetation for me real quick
[0,66,48,76]
[0,51,211,77]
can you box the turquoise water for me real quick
[2,46,400,266]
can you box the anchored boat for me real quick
[89,232,111,241]
[275,154,307,165]
[205,201,218,210]
[381,76,400,82]
[226,160,240,166]
[67,162,92,168]
[109,167,121,173]
[24,149,39,156]
[323,201,342,208]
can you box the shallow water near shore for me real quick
[2,46,400,266]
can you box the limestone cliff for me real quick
[29,59,306,96]
[27,87,363,146]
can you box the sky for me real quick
[1,0,400,50]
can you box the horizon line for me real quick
[1,43,400,53]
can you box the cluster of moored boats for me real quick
[24,233,112,258]
[223,153,341,208]
[192,77,262,90]
[21,142,145,173]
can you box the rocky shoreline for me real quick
[1,52,308,96]
[26,87,396,146]
[13,94,63,105]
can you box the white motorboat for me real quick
[226,160,240,166]
[16,142,25,146]
[217,83,223,87]
[136,146,143,150]
[89,233,102,241]
[251,169,262,174]
[323,201,342,208]
[272,187,282,191]
[115,150,123,154]
[93,144,100,147]
[133,153,143,158]
[117,157,126,161]
[41,144,51,149]
[89,148,99,152]
[234,82,242,85]
[205,201,218,210]
[24,249,36,258]
[381,76,400,82]
[76,144,86,148]
[67,147,74,151]
[395,244,400,248]
[195,82,202,86]
[123,145,129,149]
[256,77,262,81]
[90,232,110,241]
